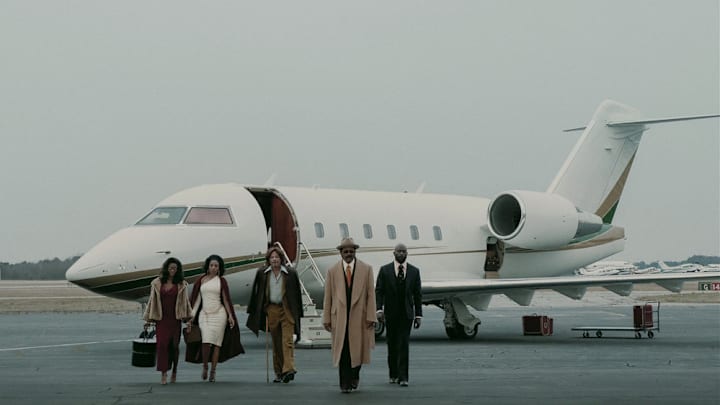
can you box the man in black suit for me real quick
[375,243,422,387]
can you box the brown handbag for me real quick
[183,326,201,344]
[218,324,245,362]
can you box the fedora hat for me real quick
[336,237,359,250]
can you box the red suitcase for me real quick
[633,304,654,328]
[523,315,553,336]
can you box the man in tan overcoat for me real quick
[323,237,377,393]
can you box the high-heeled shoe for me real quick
[161,373,167,385]
[170,372,177,384]
[209,368,216,383]
[201,365,208,381]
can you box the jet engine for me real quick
[487,190,603,250]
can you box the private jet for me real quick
[576,261,637,276]
[66,100,720,340]
[658,261,705,273]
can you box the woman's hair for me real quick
[160,257,184,284]
[265,247,284,265]
[204,254,225,276]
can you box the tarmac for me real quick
[0,282,718,404]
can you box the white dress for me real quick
[196,277,227,346]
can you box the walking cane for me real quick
[265,317,269,383]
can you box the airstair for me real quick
[272,242,331,348]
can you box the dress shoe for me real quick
[399,380,409,387]
[389,377,398,384]
[282,371,296,383]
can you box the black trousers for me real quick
[339,327,361,389]
[386,317,413,381]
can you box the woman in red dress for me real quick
[143,257,192,384]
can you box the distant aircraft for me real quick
[65,100,720,340]
[632,266,660,275]
[658,261,704,273]
[703,264,720,272]
[577,261,637,276]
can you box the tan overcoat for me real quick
[143,277,192,322]
[322,259,377,368]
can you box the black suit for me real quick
[375,262,422,382]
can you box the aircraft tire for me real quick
[445,327,459,339]
[446,324,478,340]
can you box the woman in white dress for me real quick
[188,255,237,382]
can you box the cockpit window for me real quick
[136,207,187,225]
[184,207,234,225]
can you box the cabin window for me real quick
[363,224,373,239]
[410,225,420,240]
[433,225,443,241]
[339,223,349,239]
[184,207,234,225]
[314,222,325,238]
[136,207,187,225]
[386,225,397,240]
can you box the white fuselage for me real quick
[66,184,624,305]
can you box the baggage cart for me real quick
[571,301,660,339]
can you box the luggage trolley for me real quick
[572,301,660,339]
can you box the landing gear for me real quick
[440,298,481,340]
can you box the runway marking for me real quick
[0,285,74,289]
[0,297,106,300]
[0,339,133,352]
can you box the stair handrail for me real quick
[298,241,325,286]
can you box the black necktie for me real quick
[398,264,405,281]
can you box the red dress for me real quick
[156,284,181,372]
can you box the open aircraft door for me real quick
[246,187,299,262]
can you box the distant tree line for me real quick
[0,256,81,280]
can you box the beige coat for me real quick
[322,259,377,368]
[143,278,193,322]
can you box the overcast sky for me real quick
[1,1,718,264]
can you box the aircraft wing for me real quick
[422,272,720,308]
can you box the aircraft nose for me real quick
[65,254,106,284]
[65,262,79,282]
[65,260,97,283]
[64,227,144,287]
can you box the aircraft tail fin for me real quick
[548,100,718,224]
[547,100,644,223]
[658,261,670,271]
